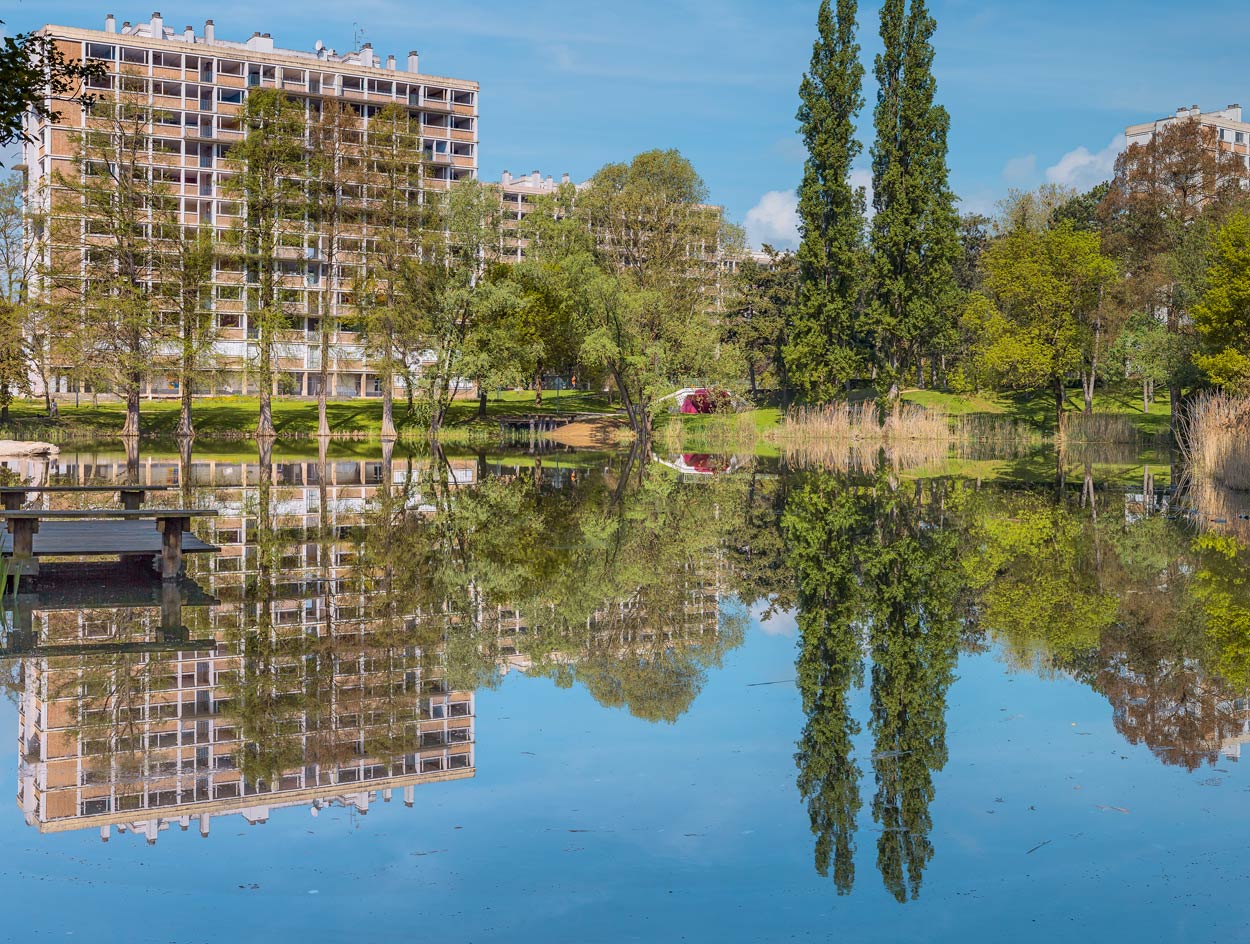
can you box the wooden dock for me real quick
[0,509,218,581]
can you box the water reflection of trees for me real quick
[785,471,1250,898]
[371,449,748,723]
[784,473,967,901]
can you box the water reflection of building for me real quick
[16,455,478,842]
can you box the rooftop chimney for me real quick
[246,31,274,52]
[105,13,116,32]
[561,172,570,184]
[386,54,396,70]
[531,171,541,185]
[360,42,374,68]
[121,21,131,32]
[184,25,194,42]
[151,11,163,36]
[407,50,419,72]
[502,170,512,185]
[204,19,215,43]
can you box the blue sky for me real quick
[11,0,1250,247]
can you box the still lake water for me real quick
[0,442,1248,942]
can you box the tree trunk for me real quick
[178,364,194,440]
[318,318,330,438]
[1168,380,1182,439]
[122,377,141,440]
[381,379,396,440]
[612,366,642,437]
[534,372,543,408]
[1082,371,1094,415]
[1143,379,1150,415]
[477,386,487,420]
[258,386,275,439]
[1054,379,1066,434]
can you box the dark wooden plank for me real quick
[0,509,215,519]
[0,520,218,557]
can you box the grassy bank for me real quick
[1,391,617,441]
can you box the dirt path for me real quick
[542,416,631,448]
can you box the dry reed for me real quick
[1058,411,1143,446]
[770,401,952,472]
[772,401,952,445]
[1180,392,1250,492]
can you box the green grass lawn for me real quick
[2,390,618,440]
[902,386,1174,436]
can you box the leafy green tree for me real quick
[355,103,431,438]
[0,171,35,417]
[1107,310,1173,413]
[1191,211,1250,393]
[1051,182,1112,232]
[786,0,867,402]
[996,184,1078,235]
[1100,118,1250,430]
[866,0,960,402]
[414,179,518,435]
[726,247,797,395]
[576,150,740,435]
[223,88,306,438]
[307,98,364,437]
[50,86,183,438]
[162,222,216,439]
[0,24,104,155]
[963,221,1117,427]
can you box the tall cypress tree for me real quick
[867,0,959,404]
[785,0,867,403]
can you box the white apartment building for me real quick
[23,13,479,400]
[1125,103,1250,167]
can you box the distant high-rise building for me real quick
[22,14,479,401]
[1125,103,1250,167]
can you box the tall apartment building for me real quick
[1125,103,1250,167]
[22,13,479,400]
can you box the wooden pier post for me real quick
[156,516,190,581]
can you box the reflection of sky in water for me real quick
[3,612,1248,942]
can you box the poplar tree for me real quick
[867,0,959,404]
[786,0,867,403]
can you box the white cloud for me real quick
[745,189,800,250]
[744,170,874,249]
[751,602,797,638]
[1003,153,1037,185]
[1044,135,1125,191]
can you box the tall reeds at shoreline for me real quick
[1180,392,1250,492]
[771,401,951,444]
[1058,411,1143,446]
